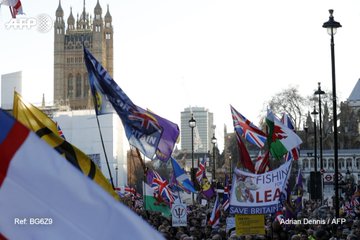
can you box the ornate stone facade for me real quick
[54,0,113,109]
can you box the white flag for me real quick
[0,110,164,240]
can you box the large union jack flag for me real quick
[150,170,176,206]
[230,105,267,148]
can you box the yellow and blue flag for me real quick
[12,92,119,200]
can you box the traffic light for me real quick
[309,172,322,200]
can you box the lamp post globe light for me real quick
[189,113,196,205]
[211,133,217,183]
[322,9,341,218]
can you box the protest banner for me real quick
[230,160,292,215]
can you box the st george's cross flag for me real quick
[0,109,164,240]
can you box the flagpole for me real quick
[134,148,148,214]
[95,114,115,189]
[84,44,115,189]
[9,6,15,18]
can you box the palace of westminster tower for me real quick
[54,0,113,109]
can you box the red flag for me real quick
[2,0,23,18]
[236,132,255,173]
[255,150,270,174]
[208,195,221,227]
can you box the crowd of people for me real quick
[119,182,360,240]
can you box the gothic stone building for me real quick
[54,0,113,109]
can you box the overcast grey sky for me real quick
[1,0,360,150]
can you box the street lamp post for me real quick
[211,133,217,183]
[311,105,318,173]
[315,82,325,172]
[189,114,196,205]
[229,155,232,179]
[323,9,342,218]
[115,165,118,188]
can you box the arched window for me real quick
[303,159,309,170]
[310,159,314,169]
[329,159,334,169]
[339,159,345,170]
[67,74,73,98]
[346,158,352,169]
[357,159,360,169]
[83,73,89,97]
[323,159,327,168]
[76,74,82,97]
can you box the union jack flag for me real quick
[196,157,206,183]
[222,175,230,211]
[209,194,221,228]
[56,122,66,140]
[281,113,299,161]
[128,111,161,135]
[230,105,267,148]
[150,170,176,206]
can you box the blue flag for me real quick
[171,157,196,193]
[84,48,179,161]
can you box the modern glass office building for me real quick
[180,107,214,154]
